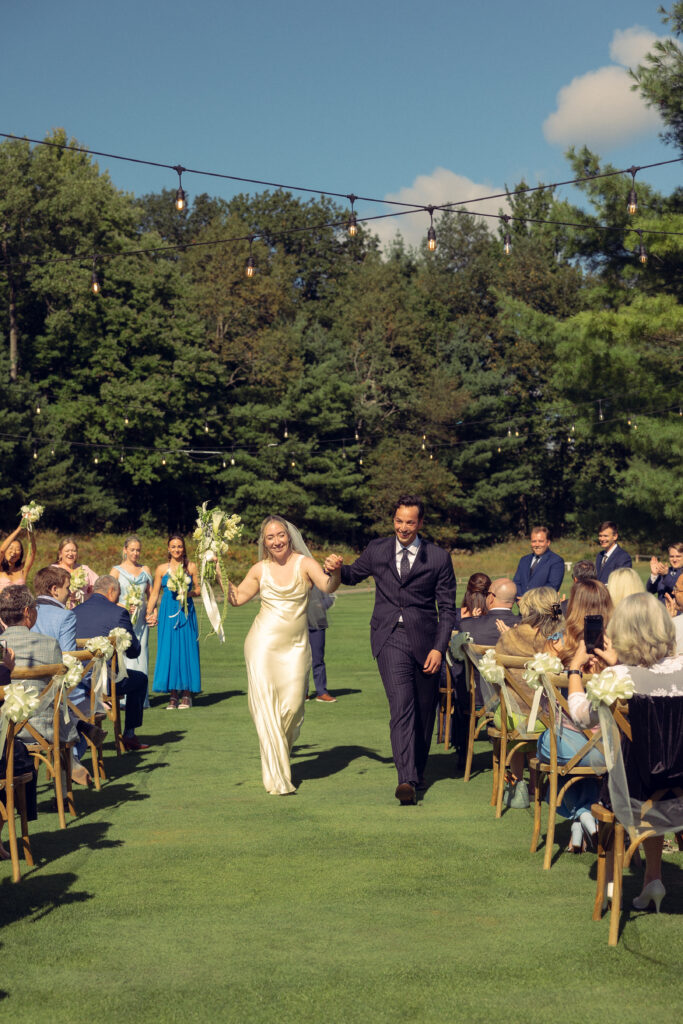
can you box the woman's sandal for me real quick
[178,695,192,710]
[166,695,179,710]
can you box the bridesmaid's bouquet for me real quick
[193,502,242,641]
[167,564,191,618]
[69,566,88,605]
[122,581,144,626]
[19,499,44,532]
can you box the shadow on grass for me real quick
[27,820,123,870]
[193,689,245,707]
[0,871,93,929]
[291,744,393,784]
[37,780,151,821]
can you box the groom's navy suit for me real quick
[340,536,457,786]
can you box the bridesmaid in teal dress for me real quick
[111,535,153,708]
[146,535,201,709]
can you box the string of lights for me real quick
[3,401,681,469]
[0,131,681,284]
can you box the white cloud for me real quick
[609,26,659,68]
[369,167,508,250]
[543,26,663,149]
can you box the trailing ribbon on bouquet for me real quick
[19,499,44,533]
[166,564,191,622]
[84,635,115,696]
[0,682,41,756]
[522,652,564,731]
[193,502,243,641]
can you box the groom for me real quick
[325,495,456,805]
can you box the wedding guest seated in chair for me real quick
[72,575,148,752]
[0,585,90,786]
[607,567,644,609]
[572,593,683,911]
[32,566,77,654]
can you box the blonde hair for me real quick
[607,566,644,608]
[257,516,294,561]
[607,592,676,667]
[517,586,564,639]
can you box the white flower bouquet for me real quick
[19,500,44,532]
[194,502,242,640]
[122,582,144,625]
[69,565,88,606]
[166,564,191,618]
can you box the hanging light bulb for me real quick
[50,448,55,456]
[426,206,436,252]
[91,255,100,295]
[347,194,358,237]
[94,456,99,464]
[501,215,512,255]
[204,422,209,434]
[507,428,512,438]
[230,455,235,466]
[627,416,632,426]
[33,450,37,460]
[514,429,519,437]
[637,230,647,265]
[283,425,288,439]
[290,460,296,468]
[36,404,41,414]
[354,430,360,441]
[245,236,256,278]
[359,457,363,465]
[222,459,226,468]
[124,417,129,426]
[598,400,604,422]
[173,164,187,211]
[571,424,575,433]
[429,453,433,460]
[627,166,639,215]
[119,452,124,463]
[161,456,166,465]
[341,448,347,459]
[497,446,501,453]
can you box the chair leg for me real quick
[15,783,34,867]
[490,739,499,806]
[531,770,544,854]
[3,785,21,883]
[53,749,67,830]
[543,770,558,870]
[495,737,508,818]
[609,824,625,946]
[85,737,102,791]
[444,687,453,752]
[593,820,611,921]
[63,749,77,819]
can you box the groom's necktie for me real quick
[400,547,410,581]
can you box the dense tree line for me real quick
[1,8,681,547]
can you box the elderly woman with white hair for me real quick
[566,593,683,913]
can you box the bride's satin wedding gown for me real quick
[245,554,311,794]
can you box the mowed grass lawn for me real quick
[2,590,682,1024]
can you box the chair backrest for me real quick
[607,693,683,836]
[495,652,551,736]
[9,664,68,748]
[462,642,497,709]
[538,671,606,771]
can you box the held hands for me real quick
[423,649,442,674]
[145,610,158,627]
[323,554,343,575]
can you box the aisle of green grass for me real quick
[2,591,682,1024]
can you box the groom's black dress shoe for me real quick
[395,783,417,805]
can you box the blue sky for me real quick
[3,1,679,247]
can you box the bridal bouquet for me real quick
[122,581,145,625]
[69,565,88,605]
[19,499,44,532]
[166,563,191,618]
[193,502,243,640]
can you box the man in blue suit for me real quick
[595,521,632,583]
[72,574,148,751]
[326,495,456,805]
[31,566,77,653]
[513,527,565,596]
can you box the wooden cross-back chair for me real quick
[63,647,114,790]
[11,663,77,830]
[461,643,498,795]
[0,686,35,882]
[591,694,682,947]
[437,657,456,751]
[528,671,608,869]
[75,639,125,759]
[491,653,552,819]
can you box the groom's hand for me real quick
[423,649,442,674]
[324,554,343,574]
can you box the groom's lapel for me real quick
[387,536,401,582]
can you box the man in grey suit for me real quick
[0,584,94,786]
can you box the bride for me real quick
[228,516,342,795]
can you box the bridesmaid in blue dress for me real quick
[111,535,153,708]
[146,535,201,709]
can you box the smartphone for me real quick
[584,614,604,654]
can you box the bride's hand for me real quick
[227,582,239,606]
[324,554,343,574]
